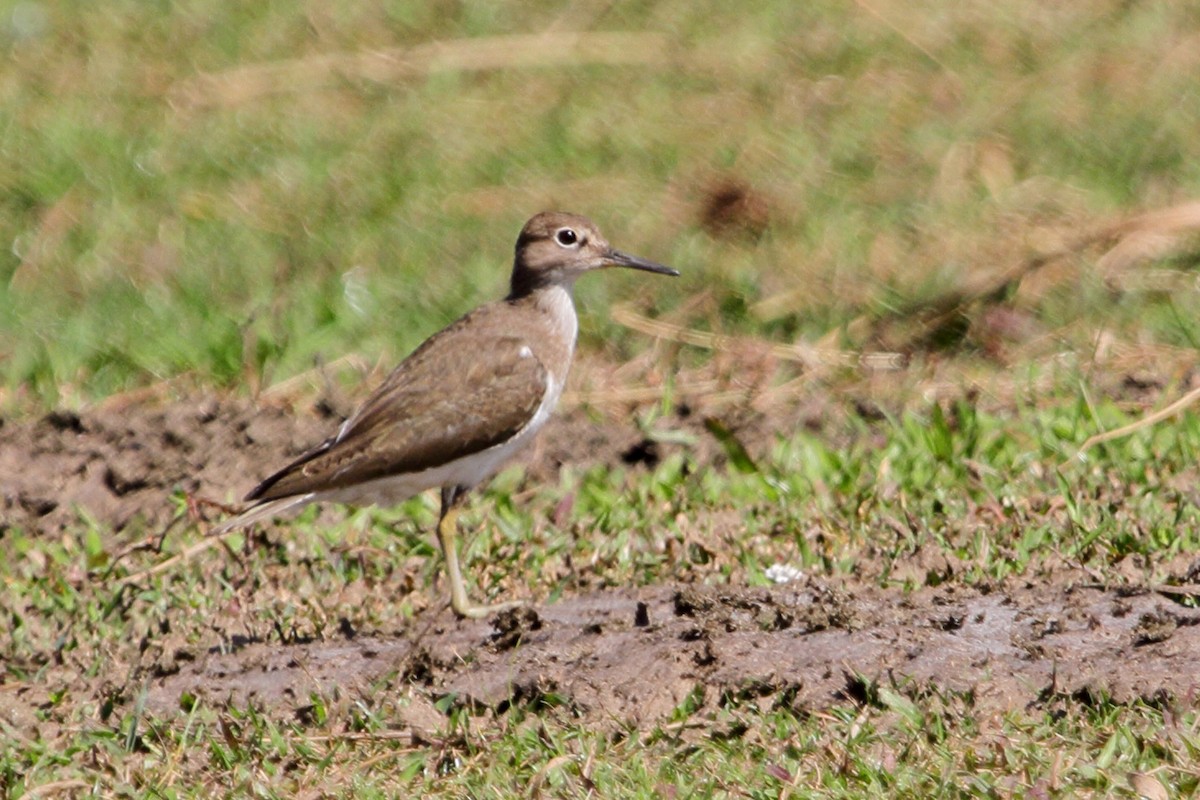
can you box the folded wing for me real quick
[247,325,548,503]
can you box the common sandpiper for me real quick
[212,212,678,618]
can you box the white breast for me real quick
[540,283,579,356]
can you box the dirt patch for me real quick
[1,398,331,535]
[6,391,1199,738]
[143,579,1200,727]
[0,394,746,537]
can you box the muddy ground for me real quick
[0,386,769,537]
[4,389,1200,733]
[147,580,1200,731]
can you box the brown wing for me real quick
[247,314,547,502]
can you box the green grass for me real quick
[6,0,1200,796]
[6,386,1200,796]
[4,0,1200,406]
[7,691,1198,797]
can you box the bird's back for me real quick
[247,296,572,503]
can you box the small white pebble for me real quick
[765,563,804,585]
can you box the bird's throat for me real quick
[531,283,579,358]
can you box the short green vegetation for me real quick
[5,0,1200,797]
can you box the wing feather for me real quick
[247,320,547,502]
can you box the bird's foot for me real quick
[451,596,527,620]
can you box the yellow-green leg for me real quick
[437,486,525,619]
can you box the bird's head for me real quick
[510,212,678,297]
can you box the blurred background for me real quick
[2,0,1200,410]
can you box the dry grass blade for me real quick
[825,239,1083,354]
[170,32,669,109]
[23,781,91,799]
[1105,200,1200,239]
[1097,201,1200,275]
[851,0,957,77]
[832,200,1200,354]
[256,353,377,405]
[97,375,194,412]
[306,730,417,744]
[1107,268,1200,294]
[611,303,904,371]
[1069,383,1200,464]
[564,381,719,406]
[115,529,236,588]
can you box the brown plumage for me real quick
[247,318,550,502]
[213,212,678,618]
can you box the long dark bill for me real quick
[605,249,680,277]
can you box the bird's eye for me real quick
[555,228,579,247]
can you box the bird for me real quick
[211,212,678,618]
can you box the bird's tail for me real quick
[207,494,315,536]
